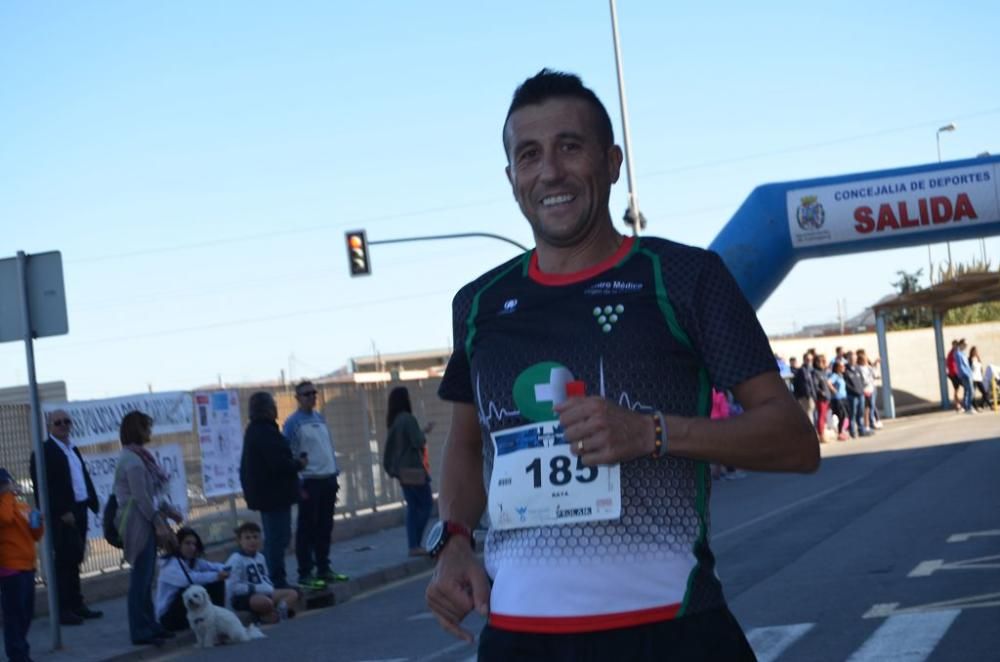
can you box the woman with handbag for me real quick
[383,387,435,557]
[113,411,183,646]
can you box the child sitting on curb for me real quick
[225,522,300,624]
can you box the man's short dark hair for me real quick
[235,521,261,537]
[295,380,315,396]
[503,68,614,155]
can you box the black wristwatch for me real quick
[426,520,474,558]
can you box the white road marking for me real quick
[908,554,1000,577]
[414,640,477,662]
[863,603,899,619]
[406,612,437,621]
[715,474,868,540]
[846,609,960,661]
[864,592,1000,618]
[746,623,814,662]
[948,528,1000,542]
[908,560,945,577]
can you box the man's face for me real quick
[504,97,622,248]
[296,386,317,412]
[48,411,73,443]
[846,352,855,365]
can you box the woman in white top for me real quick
[969,346,987,410]
[155,527,229,631]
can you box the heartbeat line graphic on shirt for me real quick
[475,357,647,426]
[476,372,520,425]
[600,356,650,411]
[616,392,652,411]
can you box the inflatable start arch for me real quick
[710,155,1000,308]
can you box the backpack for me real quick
[102,493,124,549]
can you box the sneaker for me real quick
[837,433,849,441]
[318,569,350,583]
[297,576,327,590]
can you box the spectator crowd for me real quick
[0,381,354,659]
[778,338,996,446]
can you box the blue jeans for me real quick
[127,534,159,642]
[260,508,292,588]
[847,394,866,436]
[1,570,35,662]
[961,375,973,411]
[402,481,434,550]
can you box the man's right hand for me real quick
[60,511,75,526]
[425,537,490,642]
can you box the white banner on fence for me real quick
[194,390,244,498]
[82,443,188,541]
[43,391,194,448]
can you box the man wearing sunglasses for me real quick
[282,381,347,590]
[30,409,102,625]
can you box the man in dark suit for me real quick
[30,409,103,625]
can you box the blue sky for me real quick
[2,1,998,399]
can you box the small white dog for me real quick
[183,584,265,648]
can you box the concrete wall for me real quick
[770,321,1000,407]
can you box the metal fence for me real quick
[0,376,449,580]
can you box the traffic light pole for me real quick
[369,232,529,252]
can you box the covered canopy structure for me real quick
[871,270,1000,417]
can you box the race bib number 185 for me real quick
[488,421,621,530]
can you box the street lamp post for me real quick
[936,122,956,162]
[608,0,641,236]
[936,123,957,275]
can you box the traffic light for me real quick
[345,230,371,276]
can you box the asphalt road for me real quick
[159,410,1000,662]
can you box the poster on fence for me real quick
[195,390,244,498]
[82,443,188,541]
[43,391,193,448]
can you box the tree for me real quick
[887,268,930,329]
[940,257,1000,324]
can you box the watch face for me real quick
[425,520,445,551]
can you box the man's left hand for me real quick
[556,397,654,466]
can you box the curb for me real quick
[96,556,435,661]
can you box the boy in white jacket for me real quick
[225,522,299,624]
[156,527,229,631]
